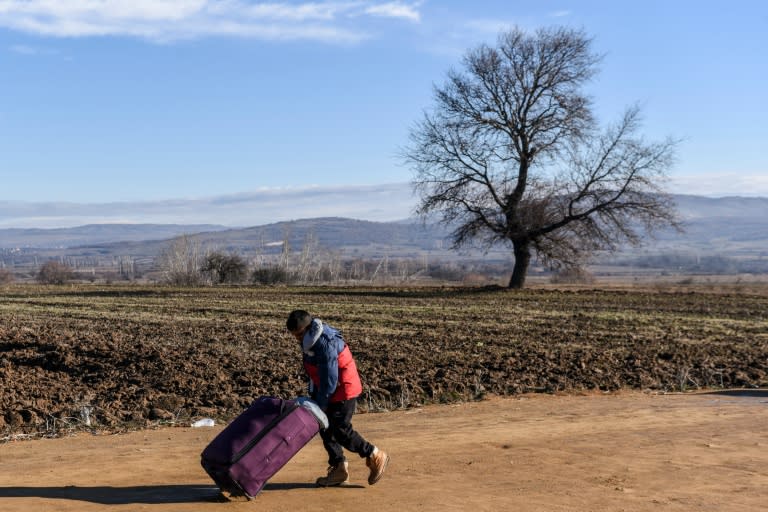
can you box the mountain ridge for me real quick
[1,194,766,250]
[1,195,766,276]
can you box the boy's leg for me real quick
[325,398,374,458]
[319,422,346,466]
[326,398,389,485]
[321,398,389,485]
[316,411,348,487]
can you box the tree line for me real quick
[155,234,493,286]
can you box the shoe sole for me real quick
[368,453,390,485]
[316,480,350,488]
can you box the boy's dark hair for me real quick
[286,310,312,331]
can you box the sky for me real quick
[0,0,766,228]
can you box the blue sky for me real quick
[1,1,766,228]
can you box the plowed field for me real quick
[2,284,766,437]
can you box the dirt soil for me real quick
[1,390,767,512]
[3,286,767,436]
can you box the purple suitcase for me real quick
[201,396,320,498]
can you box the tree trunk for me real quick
[508,241,531,289]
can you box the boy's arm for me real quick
[315,338,339,410]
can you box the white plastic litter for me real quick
[296,397,329,430]
[191,418,215,427]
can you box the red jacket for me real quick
[302,319,363,408]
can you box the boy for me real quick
[286,309,390,487]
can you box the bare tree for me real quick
[297,231,319,284]
[157,234,204,286]
[405,26,680,288]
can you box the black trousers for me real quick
[320,398,374,466]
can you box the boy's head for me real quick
[286,309,312,342]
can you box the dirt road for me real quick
[1,391,767,511]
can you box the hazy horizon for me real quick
[1,181,766,230]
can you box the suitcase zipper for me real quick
[229,400,300,466]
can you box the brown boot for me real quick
[316,461,349,487]
[365,448,390,485]
[217,489,250,502]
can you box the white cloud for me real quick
[0,183,417,228]
[670,172,768,197]
[2,177,766,229]
[0,0,423,42]
[365,1,421,22]
[237,1,342,21]
[8,43,63,56]
[9,43,39,54]
[550,10,571,18]
[0,0,207,22]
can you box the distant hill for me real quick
[672,195,768,219]
[0,223,229,248]
[1,195,766,277]
[20,217,463,262]
[634,195,768,257]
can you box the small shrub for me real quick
[252,265,291,285]
[37,261,74,285]
[549,267,595,285]
[0,268,13,285]
[202,252,248,284]
[426,264,464,282]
